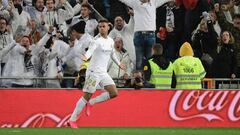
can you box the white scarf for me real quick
[166,6,175,28]
[234,5,240,14]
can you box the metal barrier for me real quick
[203,78,240,89]
[0,77,130,88]
[0,77,76,88]
[202,78,215,89]
[0,77,240,89]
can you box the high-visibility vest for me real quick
[173,56,206,89]
[76,61,90,80]
[149,59,173,89]
[80,61,90,71]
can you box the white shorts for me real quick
[83,71,115,93]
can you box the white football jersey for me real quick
[85,35,119,73]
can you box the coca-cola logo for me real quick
[1,113,71,128]
[169,90,240,122]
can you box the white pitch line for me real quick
[9,130,22,133]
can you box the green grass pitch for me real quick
[1,128,240,135]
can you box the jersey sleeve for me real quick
[84,40,97,60]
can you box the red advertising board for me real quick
[0,89,240,128]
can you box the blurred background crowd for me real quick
[0,0,239,89]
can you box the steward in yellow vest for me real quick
[173,42,206,89]
[144,44,174,89]
[75,61,90,88]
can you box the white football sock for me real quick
[69,97,87,121]
[89,92,110,105]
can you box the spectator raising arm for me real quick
[58,0,75,20]
[118,0,135,8]
[0,41,16,60]
[156,0,175,8]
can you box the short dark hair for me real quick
[114,15,125,21]
[81,3,91,10]
[233,14,240,20]
[98,19,109,24]
[152,44,163,55]
[33,0,46,7]
[0,17,8,25]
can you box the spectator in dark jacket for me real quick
[215,3,240,77]
[156,1,185,61]
[211,30,237,78]
[176,0,211,42]
[192,18,218,77]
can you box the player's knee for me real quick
[109,91,118,98]
[83,93,92,101]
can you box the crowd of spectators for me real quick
[0,0,240,88]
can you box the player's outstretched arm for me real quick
[83,40,97,60]
[111,51,126,70]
